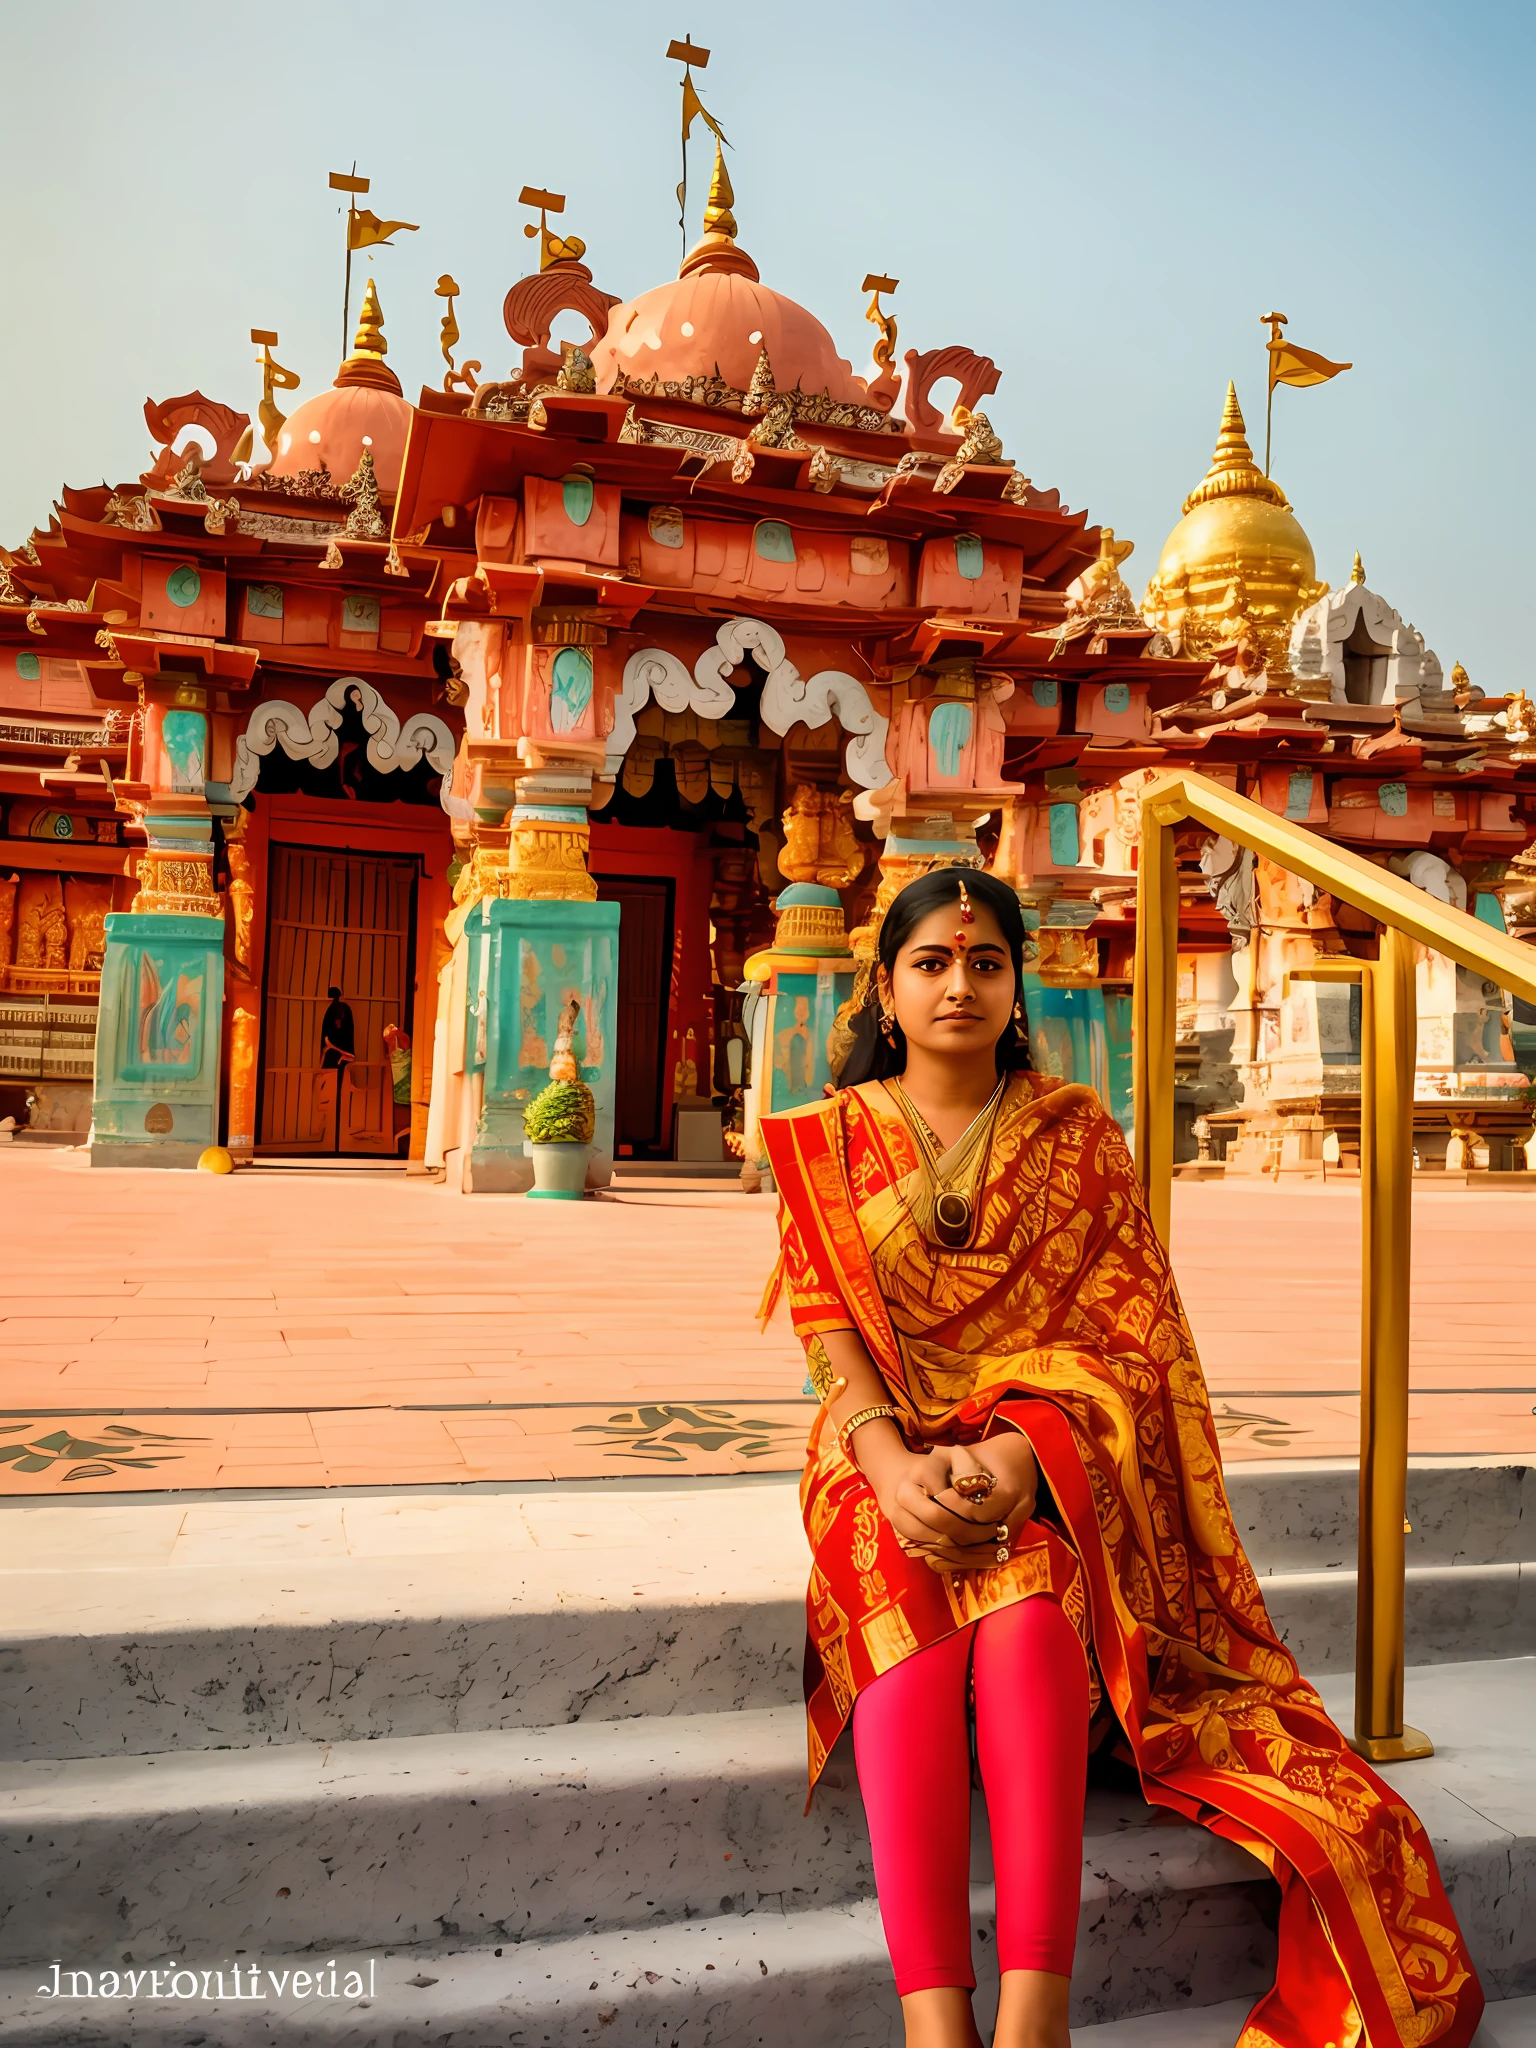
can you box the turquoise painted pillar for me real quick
[743,884,856,1165]
[461,896,620,1193]
[1020,970,1133,1138]
[90,912,226,1168]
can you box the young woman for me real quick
[760,866,1480,2048]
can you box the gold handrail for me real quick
[1132,769,1536,1763]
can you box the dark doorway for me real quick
[593,873,674,1155]
[258,847,418,1154]
[1342,611,1391,705]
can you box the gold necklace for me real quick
[892,1074,1006,1249]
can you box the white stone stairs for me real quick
[0,1459,1530,2044]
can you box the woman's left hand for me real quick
[895,1432,1039,1574]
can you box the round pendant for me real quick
[933,1190,971,1248]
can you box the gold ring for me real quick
[953,1472,996,1504]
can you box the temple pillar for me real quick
[91,678,225,1166]
[741,884,856,1180]
[430,609,623,1192]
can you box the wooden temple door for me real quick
[593,874,673,1156]
[259,847,417,1155]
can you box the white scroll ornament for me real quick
[230,676,469,817]
[613,616,891,788]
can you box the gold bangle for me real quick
[838,1404,899,1461]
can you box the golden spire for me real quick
[1350,550,1366,585]
[679,138,758,280]
[334,276,402,394]
[1181,383,1288,514]
[351,277,387,360]
[702,141,736,241]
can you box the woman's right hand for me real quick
[856,1436,1001,1564]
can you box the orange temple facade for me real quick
[3,149,1535,1183]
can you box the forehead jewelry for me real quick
[954,878,976,949]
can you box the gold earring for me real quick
[1012,1001,1024,1022]
[880,1010,896,1041]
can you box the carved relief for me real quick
[63,879,112,972]
[779,787,865,888]
[15,876,67,969]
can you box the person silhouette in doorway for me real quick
[320,986,355,1069]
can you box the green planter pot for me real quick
[526,1140,593,1200]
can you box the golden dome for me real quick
[1143,383,1321,670]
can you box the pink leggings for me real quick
[851,1596,1089,1996]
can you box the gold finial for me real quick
[436,277,459,373]
[863,273,899,374]
[1181,382,1288,514]
[702,140,736,241]
[520,186,586,271]
[1451,661,1473,704]
[335,277,402,394]
[351,276,387,360]
[250,328,299,461]
[232,328,298,465]
[1350,550,1366,585]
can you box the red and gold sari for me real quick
[761,1072,1481,2048]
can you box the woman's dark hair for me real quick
[838,865,1032,1088]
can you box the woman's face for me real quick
[879,897,1015,1064]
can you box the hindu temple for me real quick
[3,125,1534,1184]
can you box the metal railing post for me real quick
[1357,927,1430,1760]
[1133,769,1536,1763]
[1282,935,1430,1758]
[1133,798,1181,1245]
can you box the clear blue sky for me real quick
[3,0,1529,685]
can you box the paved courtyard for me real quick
[0,1147,1533,1494]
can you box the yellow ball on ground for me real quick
[198,1146,235,1174]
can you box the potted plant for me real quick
[524,996,595,1200]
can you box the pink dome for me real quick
[265,277,411,492]
[589,147,865,406]
[266,381,412,493]
[591,268,865,405]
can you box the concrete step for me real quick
[3,1463,1529,1760]
[0,1708,1272,1963]
[0,1661,1529,2036]
[2,1900,1531,2045]
[0,1892,1270,2045]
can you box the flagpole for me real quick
[1265,371,1274,477]
[680,75,688,261]
[344,160,357,360]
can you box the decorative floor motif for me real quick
[1,1153,1532,1494]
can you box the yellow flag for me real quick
[348,208,418,251]
[681,74,729,147]
[1268,339,1351,391]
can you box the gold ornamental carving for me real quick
[506,814,598,901]
[133,856,224,919]
[778,786,864,889]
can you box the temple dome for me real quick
[1143,384,1320,669]
[587,147,865,406]
[266,278,412,492]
